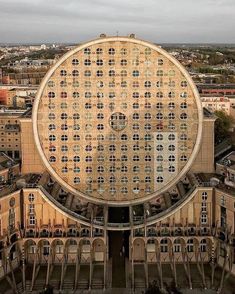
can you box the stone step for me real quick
[91,278,103,289]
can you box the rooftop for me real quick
[0,152,18,171]
[217,151,235,169]
[203,107,216,119]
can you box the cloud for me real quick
[0,0,234,43]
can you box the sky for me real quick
[0,0,235,44]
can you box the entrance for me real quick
[109,230,130,288]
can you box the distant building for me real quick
[0,108,25,159]
[201,96,231,114]
[0,86,37,106]
[198,84,235,96]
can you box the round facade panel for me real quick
[33,36,203,205]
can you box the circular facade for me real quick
[33,36,203,205]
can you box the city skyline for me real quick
[0,0,235,43]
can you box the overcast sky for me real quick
[0,0,234,43]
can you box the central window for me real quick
[109,112,127,131]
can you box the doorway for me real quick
[108,230,130,288]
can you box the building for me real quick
[201,96,231,115]
[198,84,235,96]
[0,108,25,159]
[0,86,37,107]
[0,35,235,294]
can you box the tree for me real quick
[214,110,234,145]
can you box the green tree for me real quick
[214,110,234,145]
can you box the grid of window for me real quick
[36,39,200,202]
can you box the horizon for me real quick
[1,41,235,47]
[0,0,235,43]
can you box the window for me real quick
[84,70,91,77]
[133,134,139,141]
[157,176,163,183]
[61,113,67,120]
[158,58,164,66]
[109,59,115,66]
[168,155,175,162]
[98,176,104,183]
[29,215,35,225]
[96,59,103,66]
[96,48,103,54]
[97,124,104,130]
[109,48,115,55]
[109,70,115,77]
[200,240,207,252]
[73,134,80,141]
[168,102,175,109]
[74,167,80,173]
[120,48,127,55]
[96,70,103,77]
[145,155,151,162]
[132,70,139,77]
[48,92,55,98]
[121,145,128,152]
[61,102,67,109]
[133,144,140,151]
[72,58,79,65]
[145,113,151,120]
[156,134,163,141]
[160,239,168,252]
[221,195,226,206]
[62,167,68,173]
[201,202,207,212]
[72,70,79,77]
[48,113,55,120]
[156,113,163,120]
[156,92,163,99]
[167,145,175,152]
[187,239,194,252]
[49,145,56,152]
[49,156,56,162]
[169,165,175,173]
[60,144,67,152]
[28,193,34,202]
[156,166,162,172]
[180,92,188,98]
[157,70,163,77]
[174,240,181,252]
[181,102,187,109]
[121,187,128,194]
[84,59,91,66]
[73,156,80,162]
[201,214,207,224]
[97,166,104,173]
[49,124,56,131]
[74,177,80,184]
[180,134,187,141]
[29,204,35,214]
[180,155,187,161]
[49,135,56,141]
[144,81,151,88]
[85,156,92,162]
[121,59,127,66]
[86,167,92,173]
[61,156,68,163]
[168,134,175,141]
